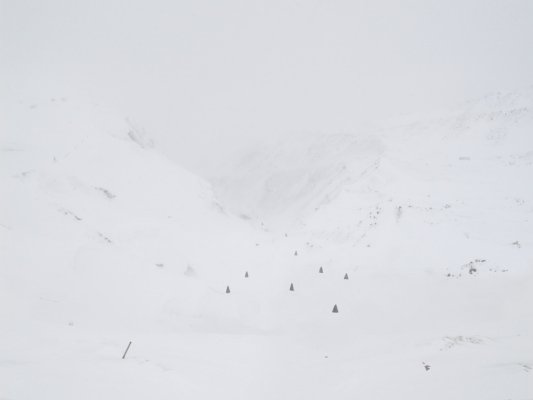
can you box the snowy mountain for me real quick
[1,91,532,399]
[0,99,285,398]
[209,88,533,398]
[214,89,533,235]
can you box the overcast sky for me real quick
[2,0,532,175]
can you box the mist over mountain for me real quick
[1,1,532,399]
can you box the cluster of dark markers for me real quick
[224,265,350,314]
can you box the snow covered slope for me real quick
[214,89,533,235]
[0,100,264,329]
[1,91,532,400]
[0,99,283,398]
[214,132,386,229]
[210,88,533,398]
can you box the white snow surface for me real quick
[1,92,533,399]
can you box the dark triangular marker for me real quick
[319,267,324,273]
[294,250,298,256]
[344,273,349,280]
[226,286,231,294]
[245,271,249,278]
[332,304,338,313]
[290,283,294,291]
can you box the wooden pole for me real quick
[122,341,132,359]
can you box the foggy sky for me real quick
[2,0,532,175]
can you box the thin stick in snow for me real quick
[122,341,132,359]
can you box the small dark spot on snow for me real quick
[60,209,82,221]
[184,265,196,277]
[95,187,116,199]
[97,232,112,244]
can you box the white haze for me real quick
[2,2,533,399]
[2,0,532,175]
